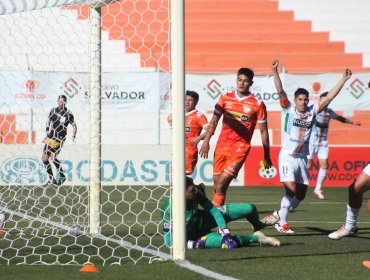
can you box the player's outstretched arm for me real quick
[336,115,361,126]
[319,69,352,111]
[199,113,220,158]
[271,59,287,100]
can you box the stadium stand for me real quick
[1,0,369,144]
[69,0,370,74]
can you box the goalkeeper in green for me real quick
[162,177,281,249]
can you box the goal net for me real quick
[0,0,175,265]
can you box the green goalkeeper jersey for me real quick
[161,187,227,247]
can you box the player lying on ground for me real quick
[161,177,281,249]
[328,163,370,240]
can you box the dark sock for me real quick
[53,158,65,178]
[43,160,53,181]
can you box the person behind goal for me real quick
[42,95,77,186]
[167,90,208,175]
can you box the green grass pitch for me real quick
[0,186,369,280]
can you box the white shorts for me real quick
[279,150,309,185]
[363,163,370,176]
[307,144,329,160]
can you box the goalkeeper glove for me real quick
[187,236,206,249]
[218,227,238,249]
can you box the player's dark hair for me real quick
[294,88,309,99]
[237,68,254,81]
[185,176,194,188]
[186,90,199,102]
[58,95,67,103]
[320,91,329,98]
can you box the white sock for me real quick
[278,195,293,225]
[345,204,360,229]
[315,168,327,192]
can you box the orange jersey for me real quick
[215,90,267,152]
[186,109,208,153]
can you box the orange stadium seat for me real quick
[0,114,35,144]
[67,0,370,74]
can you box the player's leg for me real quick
[329,165,370,239]
[273,152,297,234]
[212,173,233,206]
[212,149,248,206]
[52,146,66,185]
[185,150,197,176]
[212,150,232,206]
[314,146,329,200]
[41,145,54,184]
[192,232,280,248]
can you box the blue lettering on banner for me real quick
[120,160,139,182]
[0,157,215,185]
[101,160,117,181]
[141,160,158,182]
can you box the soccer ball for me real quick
[259,166,277,179]
[0,212,7,228]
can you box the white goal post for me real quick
[0,0,186,265]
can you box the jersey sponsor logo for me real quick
[216,205,227,214]
[243,106,251,113]
[293,118,312,128]
[289,138,309,144]
[241,115,249,122]
[224,111,249,122]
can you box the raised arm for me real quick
[318,69,352,112]
[271,59,287,100]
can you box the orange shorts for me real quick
[213,147,250,178]
[186,150,198,175]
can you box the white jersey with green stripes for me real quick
[309,108,339,148]
[281,99,319,156]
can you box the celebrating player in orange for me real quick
[199,67,272,207]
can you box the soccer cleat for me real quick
[53,175,66,186]
[253,231,281,247]
[42,179,53,187]
[275,222,295,234]
[313,190,325,200]
[260,210,280,227]
[328,226,358,240]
